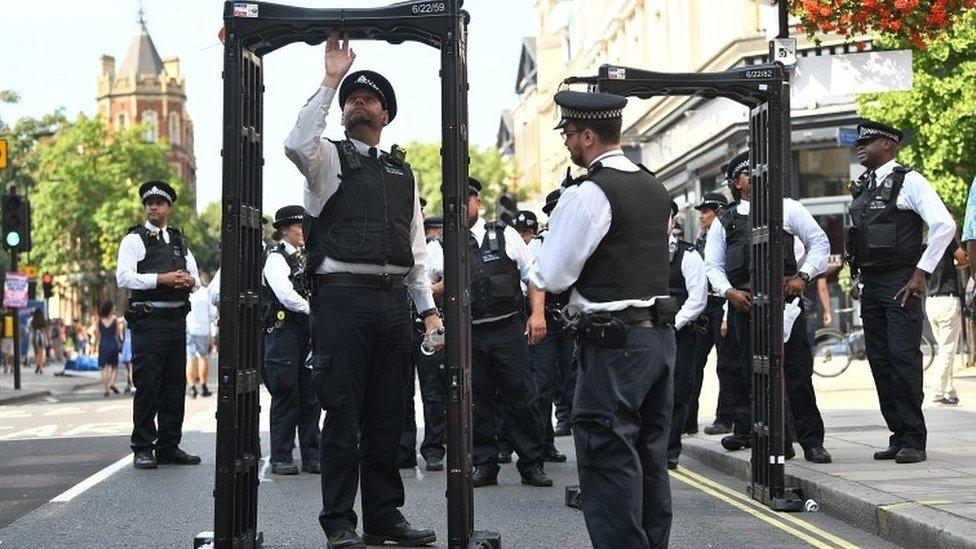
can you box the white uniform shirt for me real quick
[262,241,310,315]
[868,159,956,273]
[209,268,221,307]
[186,287,214,336]
[528,150,670,313]
[704,199,829,297]
[283,86,435,313]
[116,221,201,307]
[671,236,708,331]
[425,239,444,284]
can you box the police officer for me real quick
[688,192,736,436]
[704,151,832,464]
[530,90,675,549]
[665,201,707,470]
[847,121,955,464]
[262,205,320,475]
[116,180,201,469]
[447,178,552,488]
[283,32,438,548]
[514,210,539,244]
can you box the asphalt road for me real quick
[0,386,899,548]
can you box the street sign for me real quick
[4,272,28,308]
[836,127,859,147]
[0,138,7,169]
[772,37,797,67]
[19,265,38,279]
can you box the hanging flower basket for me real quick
[793,0,976,47]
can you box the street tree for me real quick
[404,142,515,218]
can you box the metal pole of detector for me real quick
[202,2,497,548]
[566,62,802,512]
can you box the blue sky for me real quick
[0,0,536,212]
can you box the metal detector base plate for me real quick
[468,530,502,548]
[770,494,805,513]
[565,485,582,510]
[193,531,263,548]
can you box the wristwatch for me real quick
[797,272,811,284]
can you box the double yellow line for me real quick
[669,466,860,549]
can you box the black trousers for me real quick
[401,330,446,463]
[574,326,675,549]
[263,318,319,464]
[309,285,411,534]
[472,316,545,474]
[686,300,735,429]
[528,316,575,453]
[667,326,699,461]
[728,307,825,449]
[552,324,577,426]
[861,267,927,450]
[130,315,187,453]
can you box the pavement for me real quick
[0,361,103,405]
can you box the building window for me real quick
[797,147,852,199]
[141,110,157,143]
[168,112,181,145]
[117,113,126,131]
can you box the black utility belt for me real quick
[125,302,190,321]
[572,300,678,349]
[312,272,405,290]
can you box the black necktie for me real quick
[868,171,877,189]
[368,147,378,159]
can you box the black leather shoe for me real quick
[785,444,796,461]
[301,460,320,474]
[720,434,751,451]
[804,446,832,464]
[156,448,201,465]
[543,449,567,463]
[873,445,901,460]
[133,450,157,469]
[520,465,553,487]
[326,527,366,549]
[683,425,699,435]
[201,384,213,397]
[472,466,498,487]
[425,458,444,472]
[667,459,678,470]
[271,462,299,475]
[942,396,960,406]
[496,451,512,464]
[363,521,436,547]
[553,421,572,437]
[704,421,732,436]
[895,448,927,464]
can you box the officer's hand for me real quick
[423,315,445,350]
[822,310,832,327]
[720,321,728,338]
[322,31,355,89]
[157,272,180,288]
[526,312,547,345]
[783,276,807,298]
[725,289,752,313]
[894,268,927,308]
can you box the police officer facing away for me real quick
[530,90,676,549]
[116,180,202,469]
[847,121,956,464]
[262,205,320,476]
[665,201,708,470]
[514,210,539,243]
[704,151,833,464]
[283,33,439,548]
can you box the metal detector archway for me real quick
[212,2,496,548]
[565,63,804,512]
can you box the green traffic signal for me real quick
[5,231,20,247]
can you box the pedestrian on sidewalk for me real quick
[847,121,956,464]
[116,179,202,470]
[49,319,66,364]
[283,32,439,548]
[925,238,966,406]
[185,282,213,399]
[120,320,133,394]
[94,301,123,397]
[29,309,49,375]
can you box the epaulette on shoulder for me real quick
[127,224,143,234]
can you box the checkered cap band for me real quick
[731,159,750,177]
[560,107,623,121]
[142,186,173,203]
[858,126,900,143]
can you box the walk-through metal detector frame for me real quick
[212,2,499,548]
[565,62,804,512]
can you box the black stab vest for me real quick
[719,202,797,289]
[304,140,415,271]
[129,225,190,303]
[470,221,523,322]
[575,164,670,302]
[847,166,923,272]
[262,242,308,319]
[669,240,696,308]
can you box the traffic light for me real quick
[497,193,518,226]
[1,192,31,252]
[42,273,54,299]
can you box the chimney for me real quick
[100,55,116,80]
[162,56,180,79]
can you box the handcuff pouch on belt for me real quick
[576,313,628,349]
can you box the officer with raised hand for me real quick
[262,205,320,476]
[664,201,708,470]
[704,151,832,464]
[847,121,956,464]
[530,90,676,549]
[116,180,201,470]
[283,32,438,549]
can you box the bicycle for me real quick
[812,307,936,378]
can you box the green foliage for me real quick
[404,142,515,218]
[185,200,221,277]
[857,9,976,221]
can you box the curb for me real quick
[682,437,976,549]
[0,390,52,406]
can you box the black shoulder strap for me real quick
[127,224,143,235]
[167,227,188,256]
[637,163,656,177]
[330,139,363,172]
[482,221,507,255]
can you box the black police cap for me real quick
[514,210,538,231]
[139,180,177,205]
[694,192,729,211]
[469,177,482,197]
[553,90,627,130]
[273,205,305,229]
[724,151,750,184]
[855,120,903,145]
[339,70,397,122]
[423,216,443,229]
[542,188,561,216]
[420,196,428,210]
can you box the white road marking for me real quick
[43,406,88,417]
[0,410,33,419]
[50,454,131,503]
[0,424,58,440]
[94,403,131,413]
[62,423,130,436]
